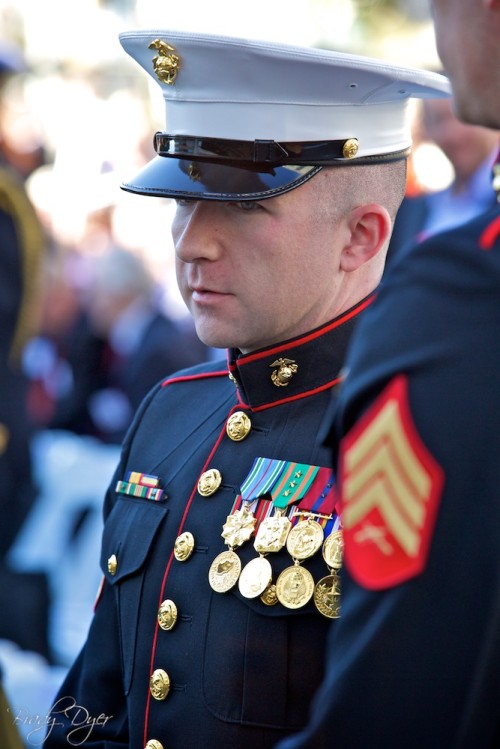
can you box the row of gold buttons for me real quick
[143,410,251,746]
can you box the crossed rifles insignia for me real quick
[339,375,444,589]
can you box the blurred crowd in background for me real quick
[0,1,498,745]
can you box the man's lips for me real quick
[190,286,230,302]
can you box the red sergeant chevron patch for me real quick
[339,375,444,590]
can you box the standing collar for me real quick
[228,295,373,410]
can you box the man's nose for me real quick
[172,202,222,263]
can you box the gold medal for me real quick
[254,513,291,554]
[322,529,344,570]
[260,582,278,606]
[210,502,257,595]
[221,503,256,548]
[238,556,272,599]
[314,574,341,619]
[208,550,242,593]
[286,518,324,561]
[275,564,315,609]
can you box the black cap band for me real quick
[154,133,362,165]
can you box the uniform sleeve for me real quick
[275,213,500,748]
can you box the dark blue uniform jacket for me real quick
[278,206,500,749]
[43,299,369,749]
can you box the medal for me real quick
[221,503,256,548]
[240,508,284,599]
[209,496,259,593]
[239,507,291,600]
[323,529,344,570]
[313,523,344,619]
[286,517,324,560]
[254,511,291,553]
[208,549,242,593]
[313,573,341,619]
[276,563,315,609]
[238,556,273,598]
[260,582,278,606]
[208,458,339,606]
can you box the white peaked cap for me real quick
[119,29,451,201]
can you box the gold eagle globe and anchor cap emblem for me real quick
[270,358,298,387]
[149,39,181,85]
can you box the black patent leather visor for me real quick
[121,134,408,201]
[120,153,322,201]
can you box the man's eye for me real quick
[229,201,261,211]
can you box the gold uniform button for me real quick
[174,531,195,562]
[150,669,170,701]
[197,468,222,497]
[145,741,164,749]
[226,411,252,442]
[107,554,118,575]
[342,137,359,159]
[158,599,178,631]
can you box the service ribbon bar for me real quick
[127,471,159,487]
[240,456,287,501]
[271,462,320,509]
[116,472,164,501]
[293,467,338,533]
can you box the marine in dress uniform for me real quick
[0,140,45,560]
[0,160,45,549]
[0,42,49,661]
[43,31,449,749]
[276,164,500,748]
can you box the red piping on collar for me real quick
[251,375,344,412]
[238,295,374,366]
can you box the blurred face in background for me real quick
[431,0,500,129]
[421,98,499,189]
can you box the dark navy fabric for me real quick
[277,206,500,749]
[44,305,365,749]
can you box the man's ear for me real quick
[340,204,392,273]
